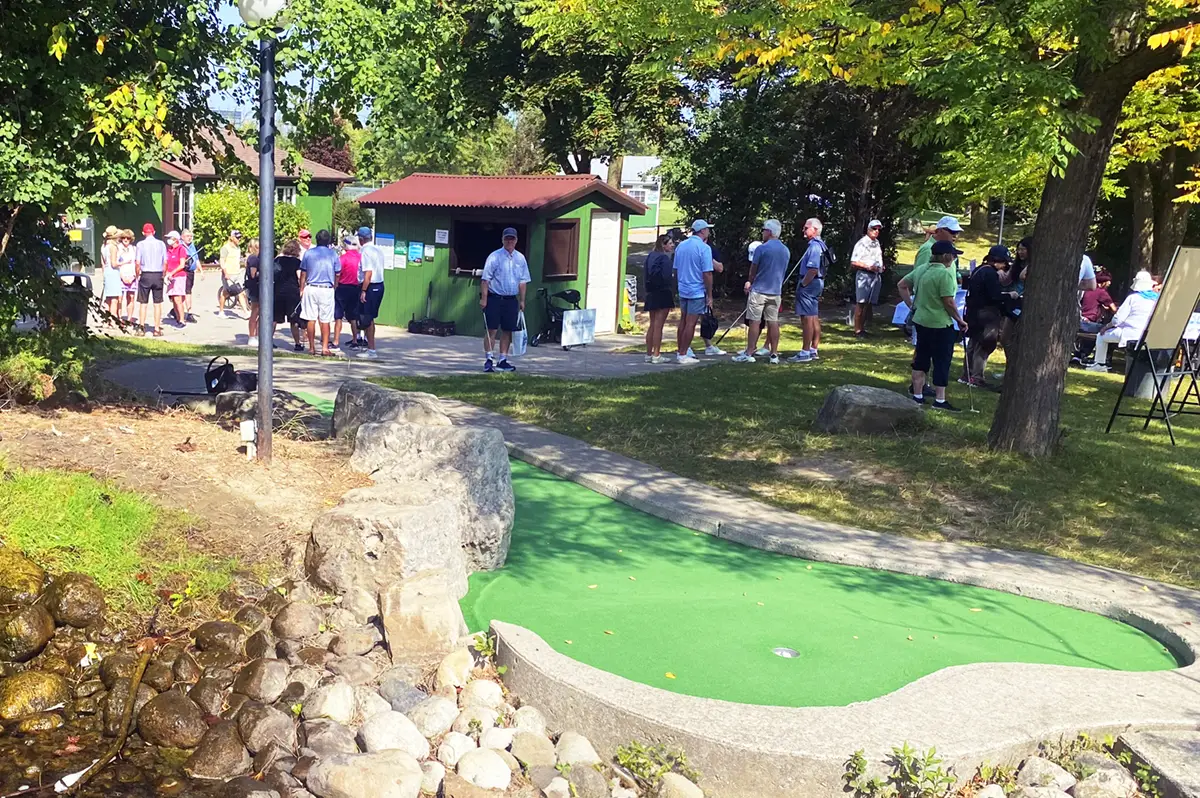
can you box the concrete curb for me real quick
[439,400,1200,798]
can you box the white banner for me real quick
[562,308,597,348]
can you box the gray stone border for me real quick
[440,401,1200,798]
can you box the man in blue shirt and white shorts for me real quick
[673,220,715,365]
[734,219,790,365]
[480,227,531,372]
[300,229,339,356]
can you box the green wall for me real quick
[628,203,658,229]
[299,182,336,233]
[371,193,632,339]
[91,183,163,264]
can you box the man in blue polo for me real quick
[733,219,789,364]
[674,220,715,365]
[480,227,530,372]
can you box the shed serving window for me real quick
[450,220,528,275]
[543,218,580,279]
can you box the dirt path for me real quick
[0,403,367,577]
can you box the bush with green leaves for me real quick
[614,740,700,790]
[192,182,312,259]
[333,196,372,237]
[842,745,955,798]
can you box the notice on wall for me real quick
[376,234,396,270]
[423,244,436,262]
[562,308,597,348]
[435,229,449,245]
[395,254,407,269]
[408,241,424,265]
[392,240,406,269]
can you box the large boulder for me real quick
[812,384,925,435]
[350,421,513,571]
[44,573,106,627]
[0,671,70,720]
[137,691,208,748]
[306,750,423,798]
[331,380,451,441]
[0,605,56,662]
[380,570,469,663]
[216,389,328,439]
[0,547,45,605]
[305,482,470,600]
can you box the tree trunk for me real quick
[988,83,1128,455]
[967,201,989,232]
[1129,162,1155,276]
[607,154,624,189]
[1151,146,1195,275]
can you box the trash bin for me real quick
[56,271,92,326]
[1123,346,1176,400]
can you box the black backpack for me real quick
[644,252,671,292]
[818,241,837,278]
[205,356,258,395]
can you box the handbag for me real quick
[510,312,528,357]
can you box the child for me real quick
[910,240,968,412]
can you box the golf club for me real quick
[962,334,980,413]
[710,256,805,349]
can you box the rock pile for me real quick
[1011,753,1142,798]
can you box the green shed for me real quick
[356,173,647,338]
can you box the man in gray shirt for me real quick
[135,222,167,336]
[733,219,790,364]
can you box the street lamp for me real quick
[238,0,288,463]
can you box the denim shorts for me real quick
[679,297,708,316]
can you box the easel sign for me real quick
[562,308,596,348]
[1105,247,1200,445]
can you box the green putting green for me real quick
[463,460,1179,708]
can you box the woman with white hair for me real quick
[1088,271,1159,372]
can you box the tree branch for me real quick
[0,204,21,261]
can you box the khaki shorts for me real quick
[746,290,781,323]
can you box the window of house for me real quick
[173,184,193,232]
[276,185,297,205]
[449,220,529,275]
[543,218,580,279]
[627,188,647,204]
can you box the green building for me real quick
[357,173,647,338]
[89,135,351,263]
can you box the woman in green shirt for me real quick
[910,240,968,412]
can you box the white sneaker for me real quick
[676,354,700,365]
[808,349,820,360]
[768,354,780,365]
[649,354,669,364]
[755,347,770,357]
[705,345,726,356]
[686,347,695,358]
[1086,362,1109,372]
[644,354,653,363]
[247,336,258,347]
[358,349,379,359]
[731,352,755,363]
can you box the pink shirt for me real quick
[339,251,362,285]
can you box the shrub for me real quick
[274,201,312,245]
[333,196,372,237]
[193,182,312,258]
[0,352,55,407]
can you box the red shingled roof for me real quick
[161,132,352,183]
[356,173,647,215]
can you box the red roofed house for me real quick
[89,134,352,265]
[356,173,646,337]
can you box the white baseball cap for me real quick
[936,215,963,233]
[762,219,782,237]
[691,219,714,232]
[868,219,883,229]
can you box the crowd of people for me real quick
[98,223,388,358]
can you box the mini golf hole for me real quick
[773,647,800,659]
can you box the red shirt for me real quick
[339,251,362,285]
[1081,287,1113,323]
[165,244,187,278]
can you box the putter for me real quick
[962,336,980,413]
[711,256,805,349]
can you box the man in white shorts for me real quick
[300,229,339,356]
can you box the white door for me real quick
[586,212,621,334]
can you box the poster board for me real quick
[375,234,396,270]
[408,242,424,265]
[562,308,596,347]
[435,229,450,245]
[1144,247,1200,350]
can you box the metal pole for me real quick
[256,34,276,463]
[997,196,1007,246]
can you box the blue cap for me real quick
[502,227,518,239]
[931,240,964,257]
[935,215,963,233]
[691,219,713,232]
[356,226,373,239]
[986,245,1011,263]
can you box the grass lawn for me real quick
[0,463,242,618]
[92,336,305,363]
[895,228,1031,266]
[378,323,1200,589]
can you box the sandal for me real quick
[153,329,164,337]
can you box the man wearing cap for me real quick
[181,229,200,322]
[357,226,386,359]
[788,218,829,364]
[851,220,886,337]
[480,227,531,372]
[135,222,167,336]
[298,229,313,253]
[300,229,340,356]
[674,220,715,364]
[898,215,962,385]
[734,219,789,364]
[910,239,968,412]
[218,230,247,314]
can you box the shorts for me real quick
[246,282,259,304]
[360,283,384,326]
[274,289,301,325]
[794,277,824,317]
[137,272,164,303]
[185,270,195,295]
[746,290,780,323]
[679,297,708,316]
[301,285,336,324]
[856,271,882,304]
[484,292,519,332]
[335,284,361,321]
[912,324,957,387]
[166,274,187,297]
[644,289,675,312]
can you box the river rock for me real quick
[44,573,106,627]
[0,547,44,605]
[406,695,459,739]
[205,665,237,688]
[190,678,227,716]
[380,679,427,715]
[302,718,359,756]
[1073,768,1140,798]
[185,720,253,779]
[307,748,423,798]
[459,679,503,710]
[302,680,356,724]
[237,701,298,754]
[137,691,207,748]
[350,420,513,572]
[976,786,1006,798]
[0,671,70,720]
[555,731,601,766]
[223,776,282,798]
[435,648,474,691]
[569,765,609,798]
[222,693,251,721]
[380,570,469,662]
[331,626,378,657]
[812,384,925,435]
[1017,758,1077,793]
[234,658,290,703]
[479,727,514,751]
[357,710,431,758]
[342,588,378,624]
[452,705,497,736]
[288,666,324,692]
[355,685,392,722]
[100,652,138,688]
[235,605,271,635]
[657,773,704,798]
[141,662,174,692]
[420,761,445,796]
[438,731,477,767]
[512,705,546,736]
[194,621,247,654]
[273,603,324,640]
[247,631,277,660]
[544,777,572,798]
[102,677,157,736]
[511,731,556,769]
[0,604,55,662]
[327,655,378,685]
[16,711,64,733]
[331,380,450,440]
[174,651,202,684]
[456,747,511,790]
[1014,788,1072,798]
